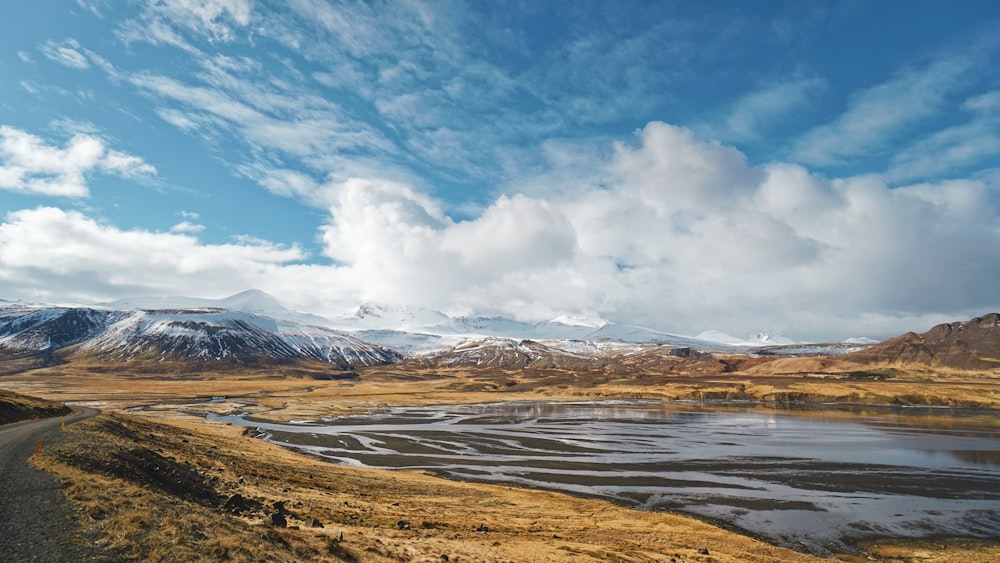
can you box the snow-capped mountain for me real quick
[0,302,398,370]
[695,330,798,347]
[328,303,594,338]
[0,291,880,372]
[582,324,742,351]
[0,305,114,352]
[331,303,452,332]
[102,289,333,328]
[426,337,603,370]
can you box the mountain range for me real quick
[1,290,997,374]
[0,300,399,373]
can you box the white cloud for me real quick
[608,122,763,213]
[132,0,252,45]
[793,54,973,165]
[74,0,103,18]
[275,122,997,339]
[39,39,91,69]
[128,62,393,182]
[2,121,997,340]
[0,125,156,197]
[888,89,1000,182]
[0,207,303,303]
[17,51,34,64]
[718,76,825,140]
[963,90,1000,114]
[170,220,205,234]
[314,178,577,309]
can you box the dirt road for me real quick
[0,407,120,562]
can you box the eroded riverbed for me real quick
[211,401,1000,555]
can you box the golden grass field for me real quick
[3,359,1000,562]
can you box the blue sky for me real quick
[1,0,999,340]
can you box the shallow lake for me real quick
[213,401,1000,555]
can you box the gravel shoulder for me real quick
[0,407,121,562]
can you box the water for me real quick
[211,401,1000,555]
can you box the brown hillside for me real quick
[845,313,1000,371]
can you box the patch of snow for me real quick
[102,289,332,327]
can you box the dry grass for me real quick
[858,539,1000,563]
[9,361,1000,561]
[34,410,831,562]
[0,388,73,424]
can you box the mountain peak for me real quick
[217,289,287,313]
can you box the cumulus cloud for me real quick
[2,121,997,341]
[314,179,576,308]
[0,207,303,303]
[257,122,992,339]
[0,126,156,197]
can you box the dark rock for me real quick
[474,523,490,533]
[271,512,287,528]
[310,518,324,528]
[224,493,248,514]
[698,546,709,555]
[396,520,411,530]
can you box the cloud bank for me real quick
[2,122,998,340]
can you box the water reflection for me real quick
[212,401,1000,556]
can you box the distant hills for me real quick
[1,291,998,374]
[843,313,1000,371]
[0,304,399,372]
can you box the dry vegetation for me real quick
[0,388,73,424]
[34,410,828,562]
[5,356,1000,562]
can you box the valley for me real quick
[2,294,1000,561]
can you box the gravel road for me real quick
[0,407,122,562]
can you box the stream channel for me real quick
[208,400,1000,555]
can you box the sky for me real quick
[1,0,999,341]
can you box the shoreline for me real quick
[4,367,1000,561]
[224,397,1000,558]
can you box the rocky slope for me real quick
[843,313,1000,371]
[426,338,605,370]
[0,304,399,371]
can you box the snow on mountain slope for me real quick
[0,302,398,369]
[584,324,741,351]
[0,306,115,351]
[103,290,332,327]
[695,330,798,347]
[752,343,872,357]
[348,330,466,356]
[3,293,877,364]
[330,303,452,332]
[428,337,601,370]
[78,309,399,368]
[434,316,595,340]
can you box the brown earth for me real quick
[0,388,73,425]
[33,410,828,562]
[842,313,1000,371]
[3,352,1000,561]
